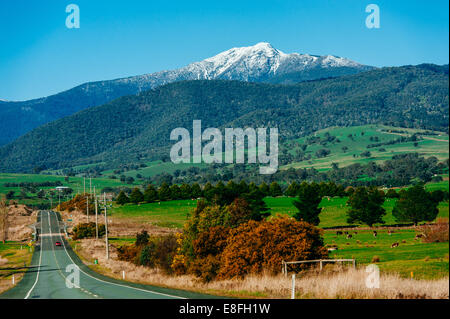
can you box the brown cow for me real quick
[391,242,399,248]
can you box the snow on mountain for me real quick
[113,42,371,89]
[0,42,373,146]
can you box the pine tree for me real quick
[144,185,158,203]
[129,187,144,204]
[116,191,129,205]
[191,183,202,198]
[293,183,322,225]
[269,182,282,197]
[158,182,171,201]
[393,184,439,226]
[347,186,386,227]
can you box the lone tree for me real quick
[116,191,129,205]
[347,186,386,227]
[293,183,322,225]
[392,184,439,226]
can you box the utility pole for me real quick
[86,196,89,223]
[83,177,86,194]
[95,193,99,240]
[103,192,109,260]
[89,177,92,194]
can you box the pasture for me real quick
[323,229,449,280]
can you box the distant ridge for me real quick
[0,64,447,173]
[0,43,373,145]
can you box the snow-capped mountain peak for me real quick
[113,42,372,92]
[168,42,369,82]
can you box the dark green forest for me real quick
[0,64,448,173]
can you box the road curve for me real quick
[1,211,216,299]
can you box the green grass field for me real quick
[323,229,449,279]
[41,125,448,179]
[0,173,139,207]
[284,125,449,171]
[110,199,198,228]
[107,180,449,229]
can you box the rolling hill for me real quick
[0,64,447,173]
[0,43,372,146]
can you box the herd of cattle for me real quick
[335,230,426,248]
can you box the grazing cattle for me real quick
[344,231,349,235]
[336,231,343,235]
[373,231,378,238]
[391,242,399,248]
[346,234,352,239]
[387,230,393,236]
[353,231,358,235]
[415,233,425,240]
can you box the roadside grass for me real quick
[72,237,448,299]
[0,241,34,293]
[323,229,449,280]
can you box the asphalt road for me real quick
[1,211,214,299]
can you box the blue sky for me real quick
[1,0,448,101]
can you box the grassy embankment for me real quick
[0,242,33,294]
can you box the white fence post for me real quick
[12,274,15,285]
[122,270,125,280]
[291,274,296,299]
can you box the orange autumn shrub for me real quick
[218,216,328,279]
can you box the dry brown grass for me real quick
[73,238,449,299]
[5,205,36,242]
[0,244,33,294]
[61,209,177,237]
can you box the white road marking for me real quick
[24,212,44,299]
[52,211,185,299]
[47,211,94,298]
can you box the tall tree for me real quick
[293,183,322,225]
[116,191,129,205]
[347,186,386,227]
[158,182,171,201]
[269,182,282,197]
[129,188,144,204]
[392,184,439,226]
[144,185,158,203]
[242,189,271,221]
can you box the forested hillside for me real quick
[0,64,447,173]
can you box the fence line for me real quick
[282,259,356,275]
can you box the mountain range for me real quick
[0,43,373,145]
[0,64,447,173]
